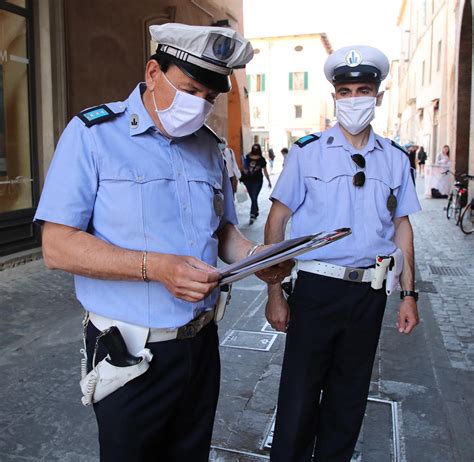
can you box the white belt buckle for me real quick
[343,267,364,282]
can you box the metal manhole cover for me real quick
[429,265,468,276]
[262,412,275,450]
[263,397,400,461]
[210,446,269,460]
[220,330,278,351]
[262,413,362,461]
[261,321,285,335]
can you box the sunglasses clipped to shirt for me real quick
[351,154,366,187]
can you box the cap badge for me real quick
[212,35,236,60]
[345,50,362,67]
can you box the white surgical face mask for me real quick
[152,73,214,137]
[335,96,376,135]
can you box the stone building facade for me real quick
[387,0,473,193]
[246,33,333,155]
[0,0,251,256]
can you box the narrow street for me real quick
[0,165,473,461]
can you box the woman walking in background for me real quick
[267,147,276,172]
[242,143,272,224]
[417,146,427,177]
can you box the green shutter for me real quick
[304,72,308,90]
[247,75,251,91]
[262,74,266,92]
[289,72,293,90]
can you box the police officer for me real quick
[265,45,421,461]
[35,23,291,462]
[220,136,242,194]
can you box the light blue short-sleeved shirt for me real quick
[271,123,421,268]
[35,83,237,328]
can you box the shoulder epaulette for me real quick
[201,124,222,144]
[77,105,117,127]
[295,134,320,148]
[389,139,409,156]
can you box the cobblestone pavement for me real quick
[410,179,474,372]
[0,166,473,461]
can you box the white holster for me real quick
[371,257,392,290]
[371,248,404,295]
[80,349,153,406]
[80,313,153,406]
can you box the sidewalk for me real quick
[0,169,473,461]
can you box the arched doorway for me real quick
[227,73,243,168]
[454,0,472,174]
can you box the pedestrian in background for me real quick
[242,143,272,224]
[33,23,290,462]
[220,137,241,194]
[280,147,289,167]
[268,147,276,171]
[417,145,427,177]
[431,144,452,198]
[436,144,450,166]
[265,45,421,462]
[407,144,418,171]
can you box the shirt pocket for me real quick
[303,164,353,230]
[186,170,223,234]
[96,162,177,237]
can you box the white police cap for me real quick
[150,23,254,93]
[324,45,389,85]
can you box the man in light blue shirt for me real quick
[265,45,421,462]
[35,23,290,462]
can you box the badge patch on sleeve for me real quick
[77,105,117,127]
[295,134,320,148]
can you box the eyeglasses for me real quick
[351,154,366,187]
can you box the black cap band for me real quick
[154,50,231,93]
[332,64,381,83]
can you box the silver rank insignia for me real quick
[387,190,397,213]
[213,192,224,217]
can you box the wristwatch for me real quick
[400,290,419,301]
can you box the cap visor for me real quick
[175,59,231,93]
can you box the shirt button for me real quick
[183,204,187,210]
[189,240,194,246]
[136,175,144,181]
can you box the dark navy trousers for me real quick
[244,178,263,218]
[86,321,220,462]
[270,271,387,462]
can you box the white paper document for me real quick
[219,228,352,285]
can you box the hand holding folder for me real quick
[218,228,352,285]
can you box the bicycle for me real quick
[445,172,469,224]
[459,176,474,234]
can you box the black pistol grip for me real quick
[99,326,142,367]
